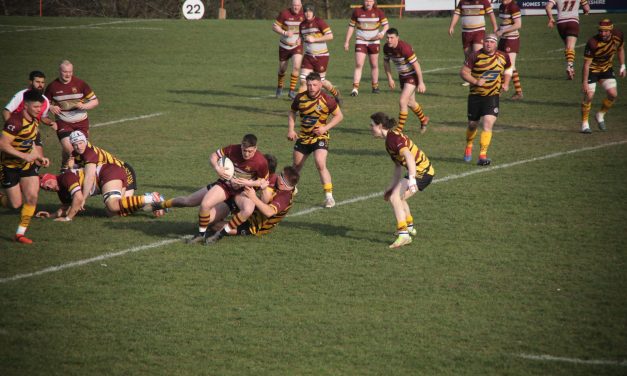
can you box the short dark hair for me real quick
[282,166,300,187]
[264,154,278,174]
[23,89,45,103]
[386,28,399,36]
[370,112,397,130]
[241,134,258,148]
[306,72,321,82]
[29,71,45,81]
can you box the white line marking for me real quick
[91,112,164,128]
[1,140,625,284]
[518,353,627,366]
[547,43,585,53]
[249,94,277,100]
[0,20,163,33]
[0,239,178,284]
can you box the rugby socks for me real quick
[512,70,522,94]
[353,82,360,91]
[18,203,35,233]
[581,102,591,123]
[328,85,339,97]
[565,49,575,66]
[411,104,428,125]
[198,211,212,234]
[0,192,8,208]
[466,127,478,147]
[160,199,174,209]
[277,73,286,89]
[406,215,415,234]
[398,111,408,131]
[289,74,299,91]
[118,195,147,216]
[323,183,333,196]
[372,82,379,91]
[227,213,247,232]
[479,131,493,159]
[600,97,615,114]
[396,220,408,234]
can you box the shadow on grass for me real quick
[170,100,286,118]
[168,88,249,99]
[233,84,275,91]
[282,219,389,245]
[105,218,193,237]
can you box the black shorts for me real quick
[294,139,329,155]
[405,173,434,192]
[588,69,615,84]
[467,95,500,122]
[122,162,138,191]
[1,164,40,189]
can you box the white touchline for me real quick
[518,353,627,366]
[91,112,164,128]
[0,20,163,33]
[1,140,625,284]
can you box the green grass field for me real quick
[0,14,626,375]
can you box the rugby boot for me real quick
[464,146,473,162]
[288,90,297,100]
[420,116,429,134]
[477,158,491,166]
[204,230,224,245]
[511,92,524,100]
[350,88,359,97]
[15,234,33,244]
[275,87,283,98]
[389,234,412,249]
[372,87,380,94]
[323,196,336,208]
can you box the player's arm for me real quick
[0,131,39,163]
[460,65,484,87]
[488,11,498,33]
[243,187,277,218]
[55,191,84,221]
[582,58,592,91]
[80,162,97,203]
[379,21,389,40]
[273,22,287,36]
[384,58,395,89]
[618,43,626,78]
[315,107,343,136]
[311,30,333,43]
[448,13,460,36]
[34,144,50,168]
[287,110,298,141]
[344,24,355,51]
[36,205,69,219]
[210,150,231,180]
[76,96,98,111]
[412,60,427,93]
[498,16,521,37]
[1,109,11,122]
[401,148,418,195]
[582,0,590,14]
[545,2,555,28]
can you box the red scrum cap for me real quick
[40,173,58,189]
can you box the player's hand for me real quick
[54,216,72,222]
[448,27,454,36]
[388,77,396,90]
[547,19,555,29]
[217,167,231,180]
[620,65,626,78]
[230,177,246,186]
[50,105,62,115]
[287,130,298,141]
[258,179,269,190]
[36,157,50,168]
[475,78,486,87]
[243,186,256,199]
[305,35,315,43]
[286,30,294,38]
[344,42,349,51]
[313,126,327,136]
[496,29,503,37]
[50,121,58,131]
[35,211,51,218]
[416,82,426,94]
[22,152,38,163]
[501,83,509,92]
[582,83,590,94]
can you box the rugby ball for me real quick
[218,156,235,180]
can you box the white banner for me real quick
[405,0,456,11]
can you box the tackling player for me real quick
[545,0,590,80]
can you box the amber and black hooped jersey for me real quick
[73,142,125,168]
[1,112,39,169]
[247,173,295,236]
[291,91,339,144]
[464,49,511,96]
[584,29,624,73]
[385,129,434,178]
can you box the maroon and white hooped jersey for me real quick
[217,144,269,182]
[300,17,332,57]
[349,6,388,45]
[44,76,96,124]
[384,40,418,77]
[274,8,304,50]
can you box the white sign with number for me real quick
[183,0,205,20]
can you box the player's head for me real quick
[69,130,88,153]
[303,3,314,19]
[386,28,400,47]
[598,19,613,40]
[40,173,60,192]
[305,72,323,97]
[28,70,46,91]
[364,0,376,10]
[241,134,258,160]
[483,34,498,53]
[291,0,302,13]
[59,59,74,83]
[279,166,300,190]
[264,153,278,174]
[370,112,397,138]
[23,89,45,118]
